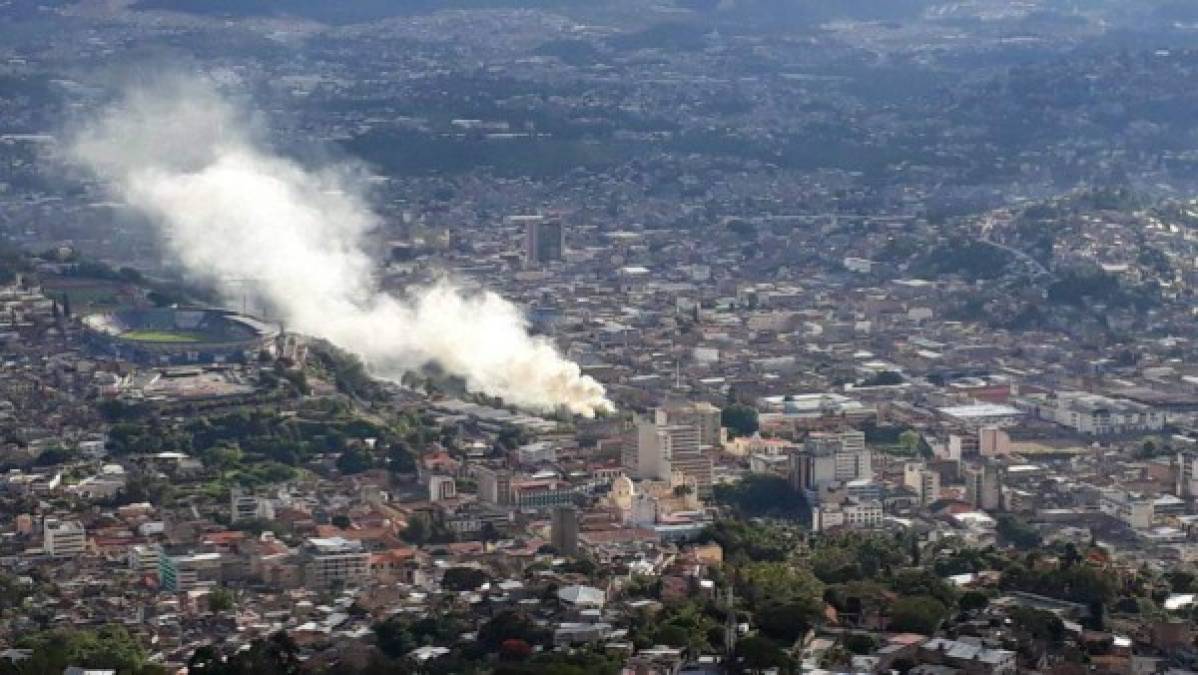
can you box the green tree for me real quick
[388,441,417,474]
[713,475,804,518]
[959,590,990,612]
[888,595,949,635]
[187,632,299,675]
[736,635,792,673]
[654,624,690,649]
[699,519,800,563]
[336,446,375,474]
[843,633,878,655]
[738,562,825,609]
[755,598,823,645]
[898,430,923,454]
[721,404,759,437]
[206,444,244,473]
[1010,607,1065,644]
[996,514,1042,549]
[373,616,416,658]
[207,587,235,613]
[16,625,153,674]
[479,610,548,651]
[890,569,957,607]
[442,566,490,592]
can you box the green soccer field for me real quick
[119,330,208,343]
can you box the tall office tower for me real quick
[1178,452,1198,498]
[835,430,870,481]
[476,466,513,506]
[963,461,1003,511]
[635,415,713,497]
[791,430,872,491]
[903,462,942,506]
[656,402,723,449]
[551,505,580,556]
[979,426,1011,457]
[524,217,564,266]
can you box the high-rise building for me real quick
[948,433,979,459]
[1178,452,1198,498]
[43,519,86,557]
[428,474,457,502]
[634,415,713,497]
[903,462,941,506]
[963,461,1003,511]
[834,430,870,481]
[979,426,1010,457]
[476,467,513,506]
[523,217,564,266]
[656,402,722,449]
[129,544,161,578]
[551,506,579,557]
[790,430,871,491]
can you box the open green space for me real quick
[119,330,208,343]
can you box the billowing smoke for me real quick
[68,76,613,417]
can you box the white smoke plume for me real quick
[68,76,614,417]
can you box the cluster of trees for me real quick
[4,625,161,675]
[699,522,986,667]
[188,633,300,675]
[441,566,490,592]
[367,607,620,674]
[400,512,457,545]
[308,340,388,401]
[912,239,1013,281]
[1000,556,1116,609]
[721,404,759,438]
[1047,264,1159,309]
[713,475,805,519]
[996,514,1042,549]
[103,405,421,487]
[699,519,804,563]
[858,370,904,387]
[374,612,468,659]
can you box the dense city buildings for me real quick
[3,0,1198,673]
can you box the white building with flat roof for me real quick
[1027,391,1165,435]
[43,519,86,557]
[938,403,1024,427]
[303,536,370,587]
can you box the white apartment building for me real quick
[303,537,371,587]
[811,498,883,532]
[1099,489,1154,530]
[1030,391,1165,435]
[230,488,275,523]
[128,544,160,577]
[43,519,86,557]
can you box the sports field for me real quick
[119,330,208,343]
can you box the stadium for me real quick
[82,307,280,364]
